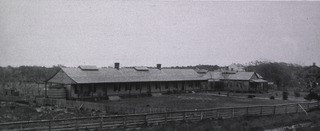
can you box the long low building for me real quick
[45,63,207,100]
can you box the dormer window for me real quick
[134,67,149,71]
[79,65,98,71]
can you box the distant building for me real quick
[300,62,320,89]
[217,63,245,72]
[228,63,245,72]
[45,63,207,100]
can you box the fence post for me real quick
[285,105,288,114]
[100,116,103,131]
[183,112,187,121]
[123,116,126,127]
[260,106,263,116]
[232,108,235,118]
[145,115,148,125]
[217,109,219,118]
[296,104,299,113]
[20,122,22,131]
[165,112,168,123]
[246,107,249,116]
[48,120,51,131]
[273,106,276,116]
[307,103,309,111]
[200,111,203,120]
[76,119,79,131]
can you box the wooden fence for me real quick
[0,102,318,131]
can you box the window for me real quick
[113,85,117,92]
[165,83,169,89]
[90,84,97,93]
[195,82,200,87]
[74,86,78,94]
[189,82,193,87]
[136,83,140,90]
[181,82,185,90]
[155,83,160,89]
[125,84,129,91]
[93,86,96,92]
[114,84,120,92]
[174,82,178,88]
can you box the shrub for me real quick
[248,95,256,98]
[282,91,288,100]
[294,91,300,97]
[270,96,275,100]
[304,92,319,101]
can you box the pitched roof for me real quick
[227,72,255,80]
[201,72,224,80]
[250,79,268,83]
[47,67,206,84]
[202,71,265,81]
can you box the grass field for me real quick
[104,92,305,110]
[141,109,320,131]
[0,100,93,122]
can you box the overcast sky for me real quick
[1,0,320,67]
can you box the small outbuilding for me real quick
[202,71,268,93]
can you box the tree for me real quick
[244,61,304,89]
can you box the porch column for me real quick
[139,82,142,94]
[45,82,48,98]
[104,83,107,98]
[91,84,94,99]
[77,84,80,100]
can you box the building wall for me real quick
[68,81,204,99]
[223,80,250,92]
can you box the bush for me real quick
[270,96,275,100]
[248,95,256,98]
[282,91,288,100]
[304,92,319,101]
[294,91,300,97]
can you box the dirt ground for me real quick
[104,92,304,110]
[0,100,94,123]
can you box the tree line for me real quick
[0,61,314,89]
[0,66,60,87]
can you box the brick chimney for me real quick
[115,62,120,70]
[313,62,316,66]
[157,64,161,70]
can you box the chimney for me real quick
[157,64,161,70]
[115,62,120,70]
[313,62,316,66]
